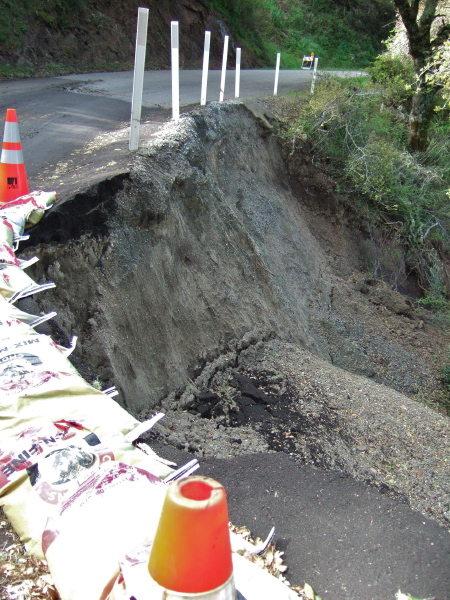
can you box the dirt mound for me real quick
[139,339,450,529]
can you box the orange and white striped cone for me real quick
[148,476,236,599]
[0,109,29,205]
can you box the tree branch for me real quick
[419,0,440,32]
[411,0,421,16]
[394,0,418,29]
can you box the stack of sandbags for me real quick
[0,192,176,600]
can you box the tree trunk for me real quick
[408,66,438,151]
[393,0,440,151]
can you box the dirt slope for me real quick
[20,101,449,404]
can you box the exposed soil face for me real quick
[2,0,263,75]
[18,100,450,532]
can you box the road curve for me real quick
[0,69,317,195]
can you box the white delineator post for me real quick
[171,21,180,121]
[219,35,229,102]
[235,47,241,98]
[274,52,281,95]
[201,31,211,106]
[129,7,149,151]
[310,57,319,94]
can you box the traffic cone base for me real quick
[148,476,234,595]
[149,574,236,600]
[0,109,29,204]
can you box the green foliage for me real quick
[440,362,450,391]
[415,249,449,311]
[201,0,268,60]
[368,54,416,106]
[0,0,396,74]
[286,75,450,305]
[0,0,30,51]
[35,10,58,27]
[0,0,89,55]
[201,0,395,69]
[427,39,450,109]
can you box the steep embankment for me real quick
[22,102,328,408]
[20,101,447,410]
[0,0,262,76]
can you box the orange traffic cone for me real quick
[0,109,29,204]
[148,476,236,599]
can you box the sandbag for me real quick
[44,461,167,600]
[0,416,173,559]
[0,191,58,239]
[0,218,14,247]
[0,241,20,267]
[0,316,173,559]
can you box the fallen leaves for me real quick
[230,523,322,599]
[0,517,59,600]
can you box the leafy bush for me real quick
[440,361,450,391]
[368,54,415,106]
[426,39,450,110]
[438,352,450,414]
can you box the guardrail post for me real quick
[171,21,180,121]
[274,52,281,95]
[219,35,229,102]
[201,31,211,106]
[235,48,241,98]
[310,57,319,94]
[129,7,149,151]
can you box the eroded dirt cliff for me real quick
[17,101,450,531]
[19,101,448,410]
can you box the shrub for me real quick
[368,54,415,107]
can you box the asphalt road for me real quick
[56,68,319,107]
[1,70,449,600]
[155,445,450,600]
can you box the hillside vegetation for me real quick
[285,68,450,311]
[202,0,396,68]
[0,0,395,78]
[281,1,450,326]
